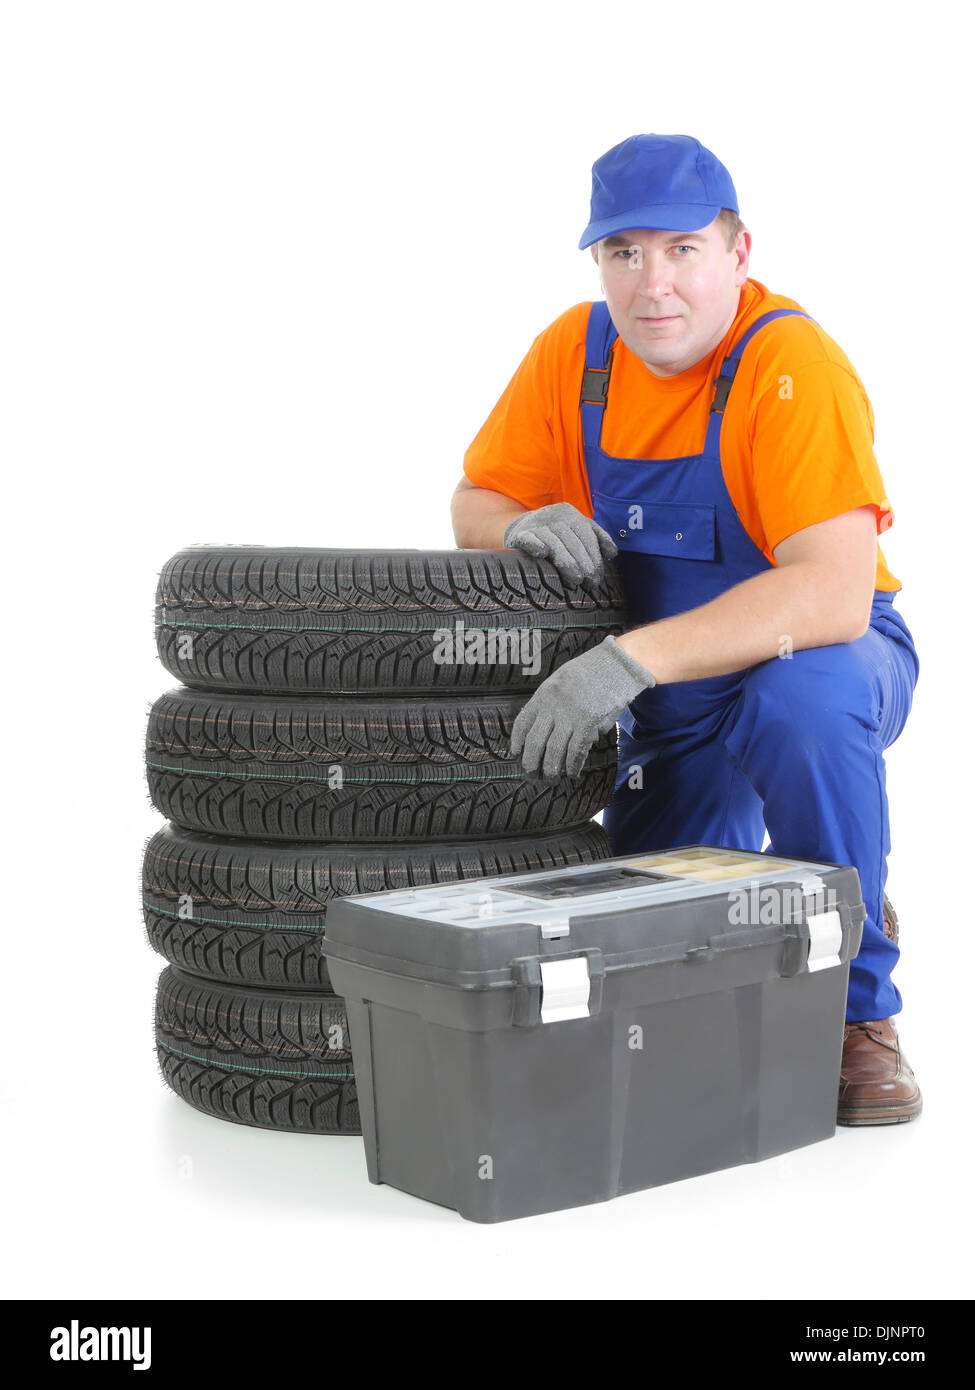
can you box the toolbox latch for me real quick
[540,957,591,1023]
[540,915,570,940]
[805,909,844,973]
[510,949,605,1026]
[780,876,861,977]
[798,873,844,973]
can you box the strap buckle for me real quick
[710,373,734,414]
[581,365,610,406]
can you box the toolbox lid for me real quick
[323,843,864,982]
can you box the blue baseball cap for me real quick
[579,133,738,250]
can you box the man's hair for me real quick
[716,207,746,250]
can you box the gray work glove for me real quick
[503,502,619,585]
[510,635,656,779]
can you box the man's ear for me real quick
[590,245,598,264]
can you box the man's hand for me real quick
[503,502,619,586]
[510,635,655,778]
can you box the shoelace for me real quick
[844,1020,897,1049]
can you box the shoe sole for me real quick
[836,1097,923,1127]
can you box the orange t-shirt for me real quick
[463,277,900,591]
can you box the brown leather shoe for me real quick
[837,1017,922,1126]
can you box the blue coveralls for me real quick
[583,301,920,1023]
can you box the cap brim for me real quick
[578,204,723,250]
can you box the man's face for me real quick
[591,218,750,378]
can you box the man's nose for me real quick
[631,252,675,296]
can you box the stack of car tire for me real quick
[142,546,627,1136]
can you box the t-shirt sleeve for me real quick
[462,329,564,510]
[749,360,895,552]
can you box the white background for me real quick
[2,0,972,1302]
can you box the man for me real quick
[451,133,922,1127]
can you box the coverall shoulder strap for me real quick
[701,308,816,459]
[581,300,618,449]
[710,308,816,415]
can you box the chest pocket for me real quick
[594,495,717,561]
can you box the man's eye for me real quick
[612,245,694,260]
